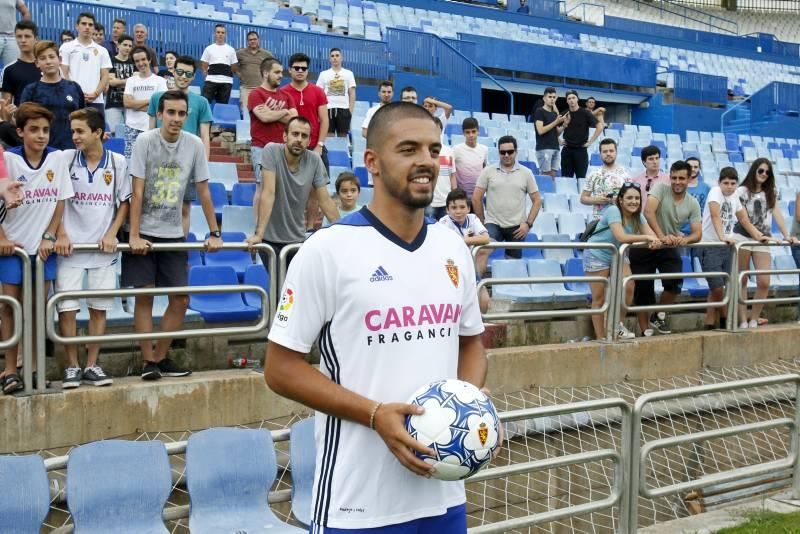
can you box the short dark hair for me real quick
[247,30,259,38]
[446,188,469,206]
[335,171,360,193]
[60,30,74,40]
[497,135,517,150]
[379,80,394,90]
[288,52,311,67]
[164,50,178,60]
[669,160,692,176]
[586,96,597,102]
[117,33,133,45]
[565,89,579,98]
[15,20,37,37]
[215,23,225,30]
[70,107,105,134]
[366,102,436,149]
[640,145,661,162]
[260,57,281,77]
[685,156,701,167]
[157,90,188,113]
[113,18,127,27]
[285,116,312,132]
[462,117,479,131]
[95,22,105,33]
[329,47,342,54]
[599,138,617,149]
[16,102,54,130]
[131,46,151,61]
[432,117,443,130]
[718,166,738,183]
[543,87,556,96]
[400,86,417,96]
[76,12,96,25]
[175,55,196,70]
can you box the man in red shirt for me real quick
[280,52,330,230]
[248,57,296,191]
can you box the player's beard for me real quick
[380,167,434,209]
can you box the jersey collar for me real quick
[359,206,428,253]
[77,148,110,174]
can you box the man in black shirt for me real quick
[105,34,135,134]
[560,89,604,179]
[0,20,40,146]
[533,87,566,177]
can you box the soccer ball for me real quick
[405,379,500,481]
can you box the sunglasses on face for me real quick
[499,149,515,156]
[291,66,308,72]
[757,168,771,175]
[175,69,194,78]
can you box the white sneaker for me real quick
[616,322,635,340]
[739,322,749,329]
[643,328,655,337]
[748,319,758,329]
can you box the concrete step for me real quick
[209,154,243,163]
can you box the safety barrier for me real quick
[277,243,303,294]
[672,70,729,106]
[473,242,620,340]
[627,374,800,531]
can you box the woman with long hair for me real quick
[584,182,661,340]
[732,158,798,328]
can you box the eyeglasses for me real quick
[175,69,194,78]
[499,149,515,156]
[291,66,308,72]
[622,181,642,190]
[757,168,771,175]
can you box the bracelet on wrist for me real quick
[369,401,383,430]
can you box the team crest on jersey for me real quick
[46,169,54,182]
[445,258,459,288]
[477,422,489,446]
[275,286,295,328]
[104,170,113,185]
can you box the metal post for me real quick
[0,296,22,350]
[793,380,800,499]
[13,249,35,395]
[278,243,303,293]
[35,254,47,392]
[728,243,739,331]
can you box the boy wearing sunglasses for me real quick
[147,56,213,235]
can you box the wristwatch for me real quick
[209,230,221,238]
[42,232,56,242]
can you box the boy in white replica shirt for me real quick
[439,187,491,313]
[699,166,765,330]
[0,103,74,394]
[55,108,131,388]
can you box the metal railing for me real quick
[277,243,303,293]
[628,374,800,531]
[473,242,620,340]
[468,398,631,534]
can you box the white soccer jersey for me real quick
[438,213,488,242]
[60,149,131,269]
[2,147,73,254]
[268,207,485,531]
[59,40,112,105]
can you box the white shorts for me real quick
[56,265,117,312]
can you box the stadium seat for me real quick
[563,257,591,299]
[231,182,256,206]
[682,256,709,298]
[208,162,239,191]
[325,137,349,152]
[490,259,537,302]
[67,440,172,533]
[186,428,304,534]
[772,255,799,290]
[289,418,316,528]
[532,212,557,236]
[327,150,351,167]
[212,103,240,129]
[104,138,125,155]
[221,205,255,234]
[522,232,543,259]
[243,264,269,310]
[203,231,253,281]
[192,181,228,219]
[554,177,577,196]
[186,232,203,267]
[526,259,585,301]
[557,213,586,239]
[235,119,251,144]
[0,454,50,533]
[354,166,369,187]
[535,175,554,193]
[188,265,260,322]
[540,233,574,263]
[542,193,569,214]
[190,205,211,236]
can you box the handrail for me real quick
[4,248,36,395]
[472,241,619,340]
[436,34,515,115]
[628,373,800,531]
[278,243,303,293]
[721,94,753,134]
[630,0,738,35]
[0,296,23,351]
[566,2,605,26]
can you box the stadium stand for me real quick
[289,418,316,528]
[0,454,50,531]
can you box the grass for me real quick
[717,511,800,533]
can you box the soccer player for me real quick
[0,103,74,394]
[264,102,487,532]
[55,107,130,388]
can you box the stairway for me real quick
[723,102,751,135]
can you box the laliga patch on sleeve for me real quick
[274,285,296,328]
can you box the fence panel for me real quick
[672,70,728,105]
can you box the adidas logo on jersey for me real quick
[369,266,393,283]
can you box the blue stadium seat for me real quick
[520,161,538,174]
[104,138,125,155]
[235,119,251,144]
[535,175,554,193]
[554,177,577,196]
[186,232,203,267]
[188,265,260,322]
[231,182,256,206]
[557,213,586,239]
[564,257,591,299]
[190,205,211,236]
[192,181,228,219]
[207,162,239,191]
[773,255,799,290]
[354,166,369,187]
[243,264,269,310]
[186,428,304,534]
[289,418,316,528]
[541,233,574,263]
[67,440,172,533]
[0,454,50,533]
[212,103,240,129]
[490,259,537,302]
[728,152,744,163]
[522,233,543,259]
[325,137,349,152]
[221,205,255,234]
[531,212,557,236]
[203,231,253,281]
[682,255,709,298]
[542,193,569,213]
[526,259,585,302]
[327,150,351,167]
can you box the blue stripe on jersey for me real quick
[8,146,58,171]
[314,322,342,529]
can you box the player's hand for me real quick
[513,222,530,240]
[204,236,223,253]
[245,233,262,252]
[99,232,119,253]
[787,236,799,245]
[55,235,73,256]
[129,235,152,255]
[724,236,737,245]
[0,238,20,256]
[313,145,323,155]
[372,402,437,478]
[648,238,662,250]
[0,180,24,209]
[38,239,54,260]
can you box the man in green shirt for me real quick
[631,160,701,336]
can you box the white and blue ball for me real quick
[405,379,500,481]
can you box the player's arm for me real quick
[200,121,211,159]
[348,85,356,114]
[464,232,489,246]
[200,60,208,76]
[265,340,436,477]
[315,185,340,223]
[251,104,289,123]
[128,176,151,253]
[472,186,487,222]
[316,104,329,151]
[17,0,31,19]
[39,200,65,260]
[246,168,276,247]
[643,194,670,243]
[457,335,487,389]
[585,115,604,147]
